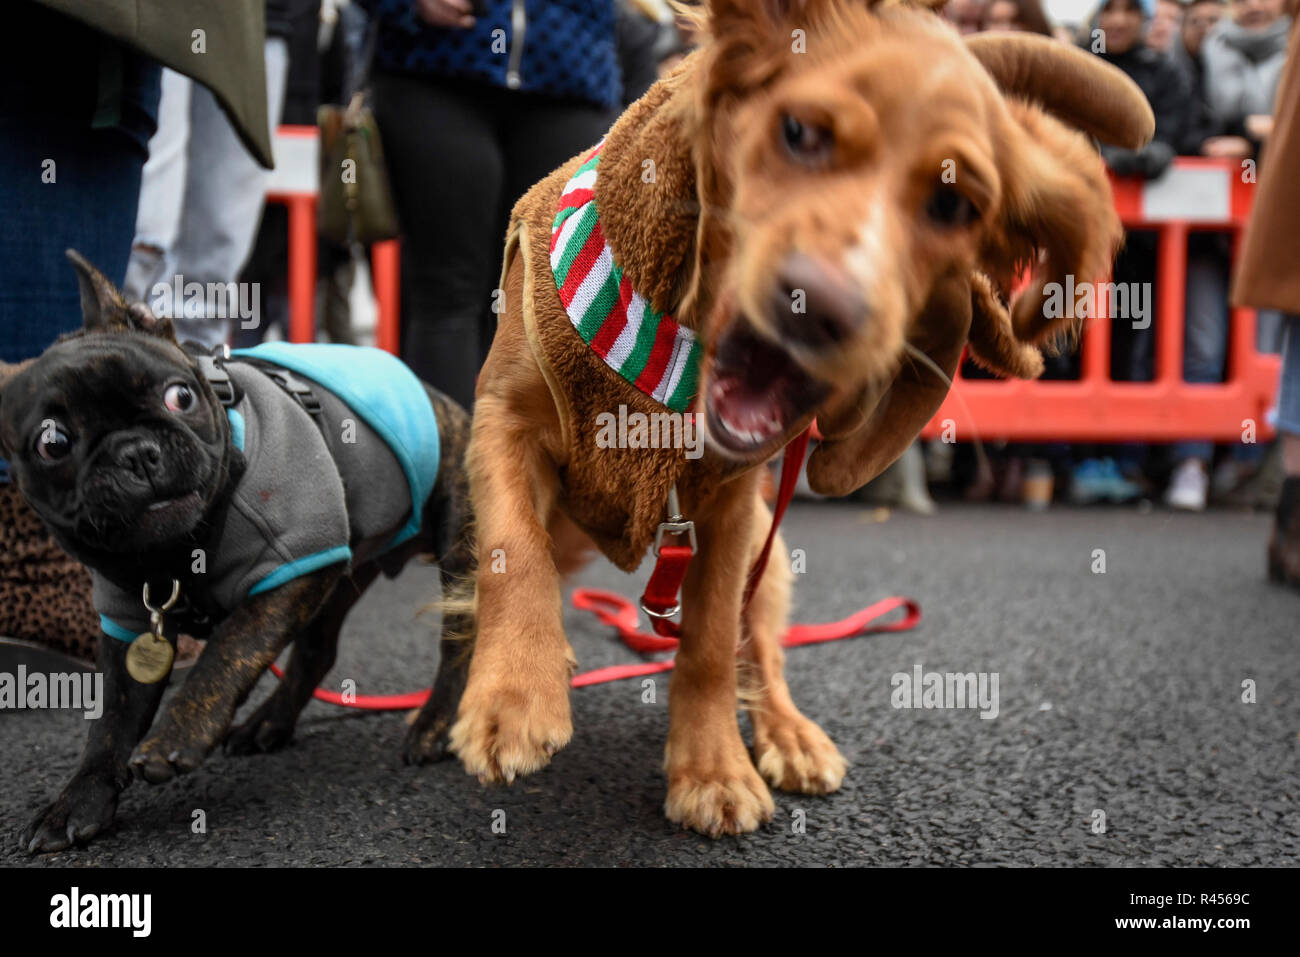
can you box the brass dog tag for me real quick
[126,631,174,684]
[126,579,181,684]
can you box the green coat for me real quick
[33,0,274,168]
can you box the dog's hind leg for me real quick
[740,493,847,795]
[663,471,775,837]
[447,393,576,784]
[405,535,477,765]
[225,565,380,756]
[406,385,478,764]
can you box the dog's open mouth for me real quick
[705,324,830,459]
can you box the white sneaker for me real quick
[1165,459,1208,511]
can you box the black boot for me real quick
[1267,477,1300,589]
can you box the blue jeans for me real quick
[1173,235,1231,463]
[1278,316,1300,438]
[0,4,160,363]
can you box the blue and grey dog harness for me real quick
[95,343,440,642]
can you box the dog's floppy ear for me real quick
[805,274,971,496]
[964,36,1147,348]
[983,102,1125,348]
[67,249,176,342]
[952,33,1150,365]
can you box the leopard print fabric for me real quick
[0,483,99,662]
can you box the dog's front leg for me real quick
[448,395,576,784]
[129,566,343,783]
[21,636,168,853]
[741,493,847,795]
[664,471,775,837]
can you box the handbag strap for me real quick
[348,10,380,104]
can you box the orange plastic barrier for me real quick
[264,125,401,355]
[921,157,1280,442]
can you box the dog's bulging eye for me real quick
[781,113,833,164]
[926,185,979,228]
[34,422,70,462]
[164,383,196,414]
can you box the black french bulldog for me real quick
[0,252,475,853]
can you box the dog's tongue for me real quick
[709,375,785,446]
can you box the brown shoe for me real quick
[1267,477,1300,589]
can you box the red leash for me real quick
[280,425,920,708]
[274,589,919,706]
[568,589,920,688]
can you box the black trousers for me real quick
[372,72,613,409]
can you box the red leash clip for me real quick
[639,485,696,637]
[638,426,814,636]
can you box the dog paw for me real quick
[129,736,207,783]
[225,711,295,756]
[664,735,775,837]
[448,660,574,784]
[20,776,119,854]
[664,767,775,837]
[752,711,847,794]
[402,709,455,766]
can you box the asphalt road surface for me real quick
[3,502,1297,867]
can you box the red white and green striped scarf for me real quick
[550,142,702,414]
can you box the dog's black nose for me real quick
[116,437,163,479]
[771,252,867,351]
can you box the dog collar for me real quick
[550,142,702,414]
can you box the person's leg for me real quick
[1273,318,1300,474]
[1268,315,1300,586]
[1103,234,1153,497]
[1168,236,1230,509]
[371,74,504,409]
[0,39,158,357]
[1282,326,1300,473]
[496,93,614,362]
[320,240,357,345]
[123,68,192,303]
[0,9,160,657]
[167,37,289,348]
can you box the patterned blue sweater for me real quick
[362,0,620,109]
